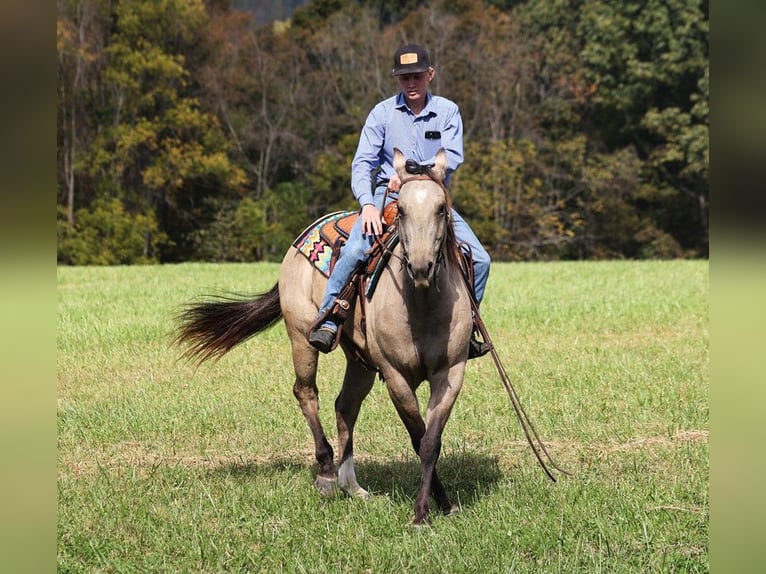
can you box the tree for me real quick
[57,0,708,263]
[575,0,709,253]
[200,11,304,200]
[71,0,246,261]
[57,198,166,265]
[512,0,708,257]
[57,0,110,224]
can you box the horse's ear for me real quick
[393,148,407,180]
[430,148,448,183]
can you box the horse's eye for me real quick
[398,207,406,219]
[437,205,445,216]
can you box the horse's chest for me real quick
[364,274,470,368]
[369,314,452,369]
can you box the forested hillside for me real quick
[57,0,708,264]
[233,0,311,23]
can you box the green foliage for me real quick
[576,147,655,258]
[57,198,166,265]
[189,197,266,262]
[457,135,595,261]
[642,65,709,183]
[577,0,708,117]
[356,0,423,24]
[190,182,316,262]
[291,0,351,30]
[130,7,243,203]
[67,0,246,256]
[306,132,359,215]
[262,181,322,257]
[513,0,708,256]
[576,0,709,253]
[57,0,708,263]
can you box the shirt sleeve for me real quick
[351,104,387,207]
[423,100,464,186]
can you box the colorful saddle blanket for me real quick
[292,204,398,278]
[293,211,355,277]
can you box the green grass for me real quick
[57,260,708,573]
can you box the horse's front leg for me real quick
[383,371,447,525]
[415,365,466,522]
[414,426,457,521]
[335,358,376,497]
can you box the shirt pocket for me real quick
[420,125,444,159]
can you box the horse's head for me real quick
[393,147,455,290]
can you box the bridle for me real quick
[390,173,453,283]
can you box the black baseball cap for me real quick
[391,44,431,76]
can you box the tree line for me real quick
[57,0,709,264]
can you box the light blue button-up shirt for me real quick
[350,91,464,207]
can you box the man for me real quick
[308,43,491,358]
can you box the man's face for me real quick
[397,68,434,107]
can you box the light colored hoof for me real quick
[314,475,338,497]
[350,487,371,499]
[444,504,460,516]
[407,520,431,530]
[338,481,371,499]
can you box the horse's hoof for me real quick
[407,519,431,530]
[444,504,460,516]
[338,483,371,499]
[314,475,338,497]
[351,487,371,499]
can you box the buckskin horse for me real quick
[176,148,476,525]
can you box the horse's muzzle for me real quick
[406,260,435,289]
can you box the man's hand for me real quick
[360,203,384,236]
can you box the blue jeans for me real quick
[317,185,491,328]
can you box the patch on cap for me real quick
[399,52,419,65]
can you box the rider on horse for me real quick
[308,43,491,359]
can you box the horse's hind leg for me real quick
[335,358,376,497]
[289,342,336,496]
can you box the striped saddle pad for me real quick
[292,203,398,278]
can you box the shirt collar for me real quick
[395,91,435,117]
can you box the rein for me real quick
[465,278,572,482]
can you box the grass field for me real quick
[57,260,708,573]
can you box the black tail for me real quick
[175,282,282,364]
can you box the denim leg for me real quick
[451,209,491,305]
[317,215,373,316]
[316,186,395,329]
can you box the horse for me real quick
[176,148,474,525]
